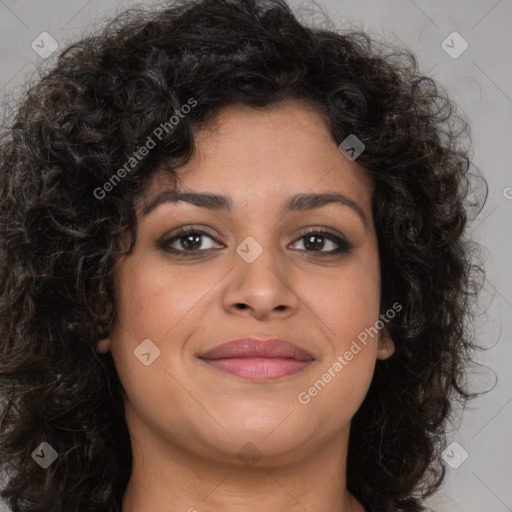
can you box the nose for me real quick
[221,239,300,320]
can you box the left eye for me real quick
[290,230,347,254]
[158,228,353,257]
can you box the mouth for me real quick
[198,337,315,382]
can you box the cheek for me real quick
[297,348,376,430]
[113,256,197,337]
[299,251,381,407]
[298,265,381,419]
[312,253,381,347]
[109,254,220,381]
[107,260,192,411]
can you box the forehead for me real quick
[140,100,374,211]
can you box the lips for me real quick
[198,337,314,381]
[199,337,314,361]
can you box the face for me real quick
[97,100,394,467]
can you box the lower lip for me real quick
[200,357,313,381]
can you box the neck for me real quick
[121,412,366,512]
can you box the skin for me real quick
[97,99,395,512]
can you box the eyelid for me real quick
[289,227,354,255]
[157,225,224,248]
[158,224,354,258]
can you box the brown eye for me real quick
[289,229,354,257]
[158,226,353,258]
[158,228,223,256]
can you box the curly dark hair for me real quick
[0,0,487,511]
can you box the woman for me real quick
[0,0,486,511]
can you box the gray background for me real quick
[0,0,511,510]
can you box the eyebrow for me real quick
[141,190,369,228]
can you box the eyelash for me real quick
[158,227,354,258]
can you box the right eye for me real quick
[158,227,224,257]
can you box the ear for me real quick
[96,337,111,354]
[377,325,395,360]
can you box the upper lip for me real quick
[199,337,314,361]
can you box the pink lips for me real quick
[198,337,314,381]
